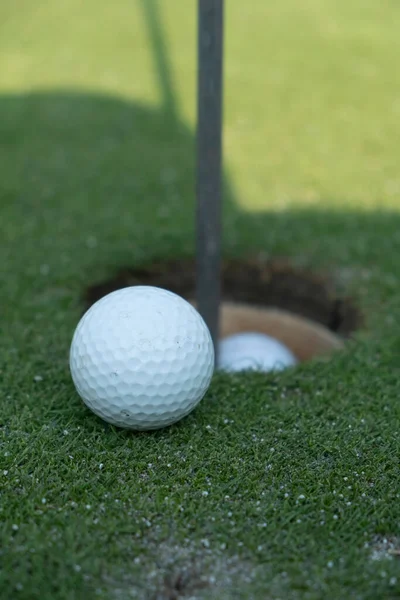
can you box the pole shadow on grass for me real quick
[1,90,399,328]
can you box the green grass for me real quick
[2,0,400,597]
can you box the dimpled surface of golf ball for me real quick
[69,286,214,430]
[218,332,297,373]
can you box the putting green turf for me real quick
[2,0,400,598]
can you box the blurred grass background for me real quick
[1,0,400,209]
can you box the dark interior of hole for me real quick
[85,258,362,337]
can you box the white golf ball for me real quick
[218,332,297,373]
[69,286,214,430]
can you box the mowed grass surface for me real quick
[2,0,400,598]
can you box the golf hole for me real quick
[85,257,362,364]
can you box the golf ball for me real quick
[69,286,214,430]
[218,331,297,373]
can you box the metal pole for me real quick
[196,0,224,360]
